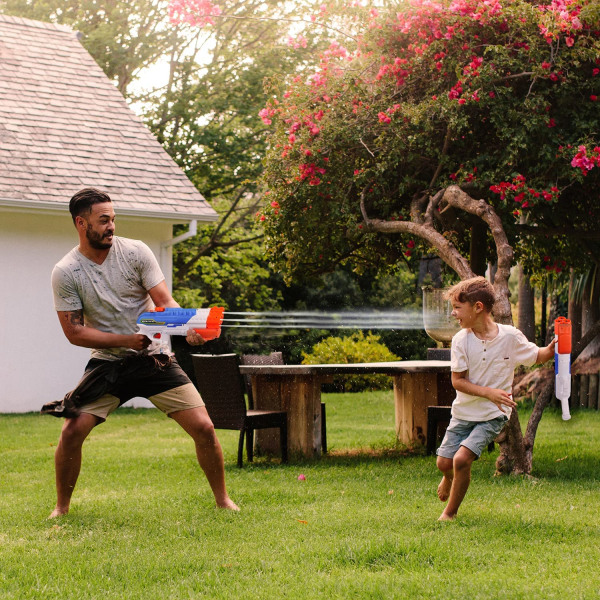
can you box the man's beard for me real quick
[86,225,113,250]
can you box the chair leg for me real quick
[426,406,452,456]
[237,429,245,468]
[426,410,437,456]
[321,402,327,454]
[280,421,288,464]
[246,429,254,462]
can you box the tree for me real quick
[142,0,346,306]
[261,0,600,474]
[0,0,175,95]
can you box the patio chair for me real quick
[241,352,327,454]
[192,353,288,467]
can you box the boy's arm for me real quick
[451,371,517,413]
[536,338,556,364]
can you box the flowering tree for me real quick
[257,0,600,474]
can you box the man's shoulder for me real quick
[113,235,144,248]
[53,246,80,273]
[113,236,152,255]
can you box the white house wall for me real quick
[0,208,175,413]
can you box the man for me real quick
[48,188,238,518]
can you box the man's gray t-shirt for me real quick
[51,236,165,360]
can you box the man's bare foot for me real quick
[438,511,456,522]
[437,475,453,502]
[216,498,240,511]
[48,507,69,519]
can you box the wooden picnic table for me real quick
[238,360,453,458]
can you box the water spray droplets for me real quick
[221,309,424,330]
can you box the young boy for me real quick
[436,276,555,521]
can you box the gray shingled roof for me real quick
[0,14,216,222]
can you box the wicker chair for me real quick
[192,353,288,467]
[241,352,327,454]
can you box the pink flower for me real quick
[565,36,574,47]
[169,0,222,27]
[591,95,598,102]
[258,108,273,125]
[378,112,392,123]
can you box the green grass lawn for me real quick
[1,394,599,599]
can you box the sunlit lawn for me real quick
[0,393,599,599]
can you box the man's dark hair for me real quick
[69,188,112,224]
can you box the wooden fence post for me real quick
[580,374,589,408]
[589,374,599,411]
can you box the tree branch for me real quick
[360,187,473,278]
[441,185,514,324]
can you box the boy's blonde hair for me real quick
[445,276,496,313]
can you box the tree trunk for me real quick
[540,284,547,346]
[517,264,536,342]
[579,271,600,361]
[568,270,582,348]
[581,275,600,333]
[469,219,488,277]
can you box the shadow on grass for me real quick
[246,444,426,470]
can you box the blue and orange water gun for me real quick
[137,307,224,354]
[554,316,572,421]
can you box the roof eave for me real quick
[0,197,218,223]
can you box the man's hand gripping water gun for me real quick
[555,316,572,421]
[136,307,224,354]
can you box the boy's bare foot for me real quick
[438,511,456,522]
[217,498,240,511]
[48,507,69,519]
[437,475,453,502]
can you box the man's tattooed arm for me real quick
[66,309,84,328]
[56,309,148,350]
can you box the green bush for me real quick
[301,331,399,392]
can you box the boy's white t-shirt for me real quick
[450,323,539,421]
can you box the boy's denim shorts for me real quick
[436,415,508,459]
